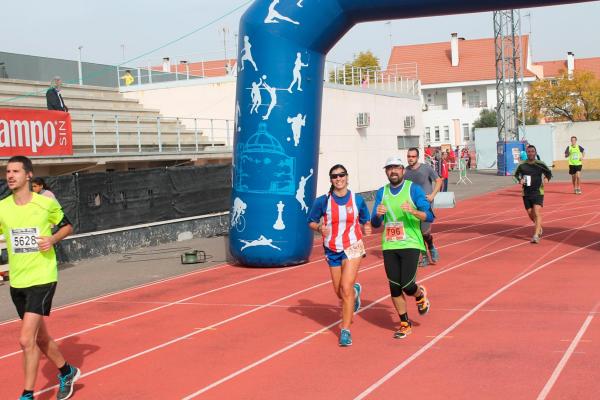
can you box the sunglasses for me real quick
[330,172,347,179]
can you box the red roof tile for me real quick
[387,36,535,85]
[536,57,600,79]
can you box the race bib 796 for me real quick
[385,222,406,242]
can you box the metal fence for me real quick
[69,113,234,155]
[324,61,420,96]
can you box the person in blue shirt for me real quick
[371,156,435,339]
[308,164,371,347]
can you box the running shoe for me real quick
[531,235,540,244]
[339,329,352,347]
[56,366,81,400]
[430,247,440,263]
[353,283,362,313]
[19,394,34,400]
[393,321,412,339]
[419,252,429,268]
[577,189,582,195]
[416,285,430,315]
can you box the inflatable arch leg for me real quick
[229,0,582,267]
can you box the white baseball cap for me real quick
[383,156,405,168]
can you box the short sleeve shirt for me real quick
[403,163,439,195]
[0,193,64,288]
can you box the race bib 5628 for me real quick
[10,228,39,254]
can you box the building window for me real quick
[443,126,450,141]
[434,126,440,142]
[397,136,420,149]
[462,123,470,141]
[425,127,431,143]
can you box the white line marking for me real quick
[34,260,384,397]
[181,224,600,399]
[536,311,596,400]
[354,241,600,400]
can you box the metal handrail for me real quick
[67,113,234,155]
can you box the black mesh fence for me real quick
[0,165,231,234]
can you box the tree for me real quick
[329,51,380,85]
[527,70,600,122]
[473,108,498,128]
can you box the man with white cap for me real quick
[370,156,434,339]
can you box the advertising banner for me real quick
[0,108,73,156]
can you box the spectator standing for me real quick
[31,177,56,200]
[440,152,449,192]
[46,77,68,112]
[121,70,135,86]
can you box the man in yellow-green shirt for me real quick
[1,156,80,400]
[565,136,584,194]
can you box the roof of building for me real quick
[536,57,600,78]
[386,36,535,85]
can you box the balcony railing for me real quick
[324,61,420,96]
[69,113,234,155]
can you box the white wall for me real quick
[552,121,600,161]
[318,86,422,194]
[124,79,423,195]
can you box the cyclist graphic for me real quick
[231,197,247,232]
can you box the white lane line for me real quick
[0,255,336,360]
[536,309,597,400]
[3,209,595,364]
[34,260,384,397]
[182,223,600,399]
[0,238,337,327]
[354,241,600,400]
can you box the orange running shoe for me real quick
[416,285,430,315]
[393,321,412,339]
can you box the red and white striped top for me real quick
[323,192,363,252]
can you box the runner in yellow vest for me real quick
[1,156,80,400]
[565,136,584,194]
[370,156,434,339]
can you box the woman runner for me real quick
[308,164,371,347]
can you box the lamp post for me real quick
[181,60,189,80]
[77,46,83,85]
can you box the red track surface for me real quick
[1,182,598,399]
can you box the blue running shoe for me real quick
[19,394,34,400]
[430,247,440,263]
[339,329,352,347]
[353,282,362,312]
[419,252,429,268]
[57,366,81,400]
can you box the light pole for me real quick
[120,44,125,61]
[77,45,83,85]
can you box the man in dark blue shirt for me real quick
[513,145,552,244]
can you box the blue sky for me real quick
[1,1,598,67]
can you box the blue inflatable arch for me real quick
[230,0,584,267]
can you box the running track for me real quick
[0,182,598,399]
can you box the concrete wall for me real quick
[124,79,423,194]
[552,122,600,170]
[474,121,600,171]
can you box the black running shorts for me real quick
[523,195,544,210]
[10,282,57,319]
[569,165,582,175]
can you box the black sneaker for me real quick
[56,366,81,400]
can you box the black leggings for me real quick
[383,248,421,297]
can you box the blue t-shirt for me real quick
[308,190,370,225]
[370,180,435,228]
